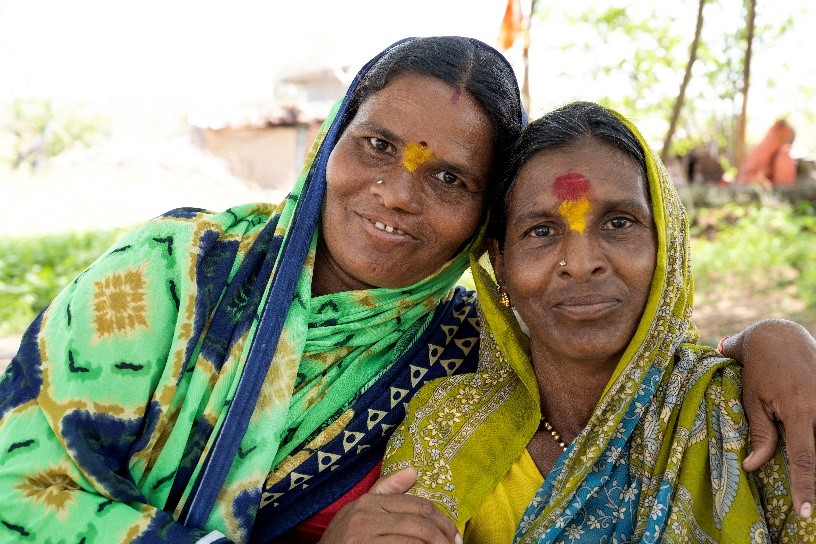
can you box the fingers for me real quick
[742,386,816,519]
[323,467,460,543]
[370,466,418,495]
[364,493,460,543]
[742,393,779,471]
[375,504,462,544]
[779,416,816,518]
[325,492,461,544]
[370,467,459,542]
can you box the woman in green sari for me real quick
[0,36,524,544]
[383,101,816,542]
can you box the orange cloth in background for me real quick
[770,143,797,185]
[736,119,797,186]
[497,0,523,51]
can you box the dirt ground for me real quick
[693,282,816,347]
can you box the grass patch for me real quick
[690,201,816,307]
[0,229,124,335]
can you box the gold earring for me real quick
[498,286,511,308]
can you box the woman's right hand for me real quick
[319,467,463,544]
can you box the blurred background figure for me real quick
[736,118,797,187]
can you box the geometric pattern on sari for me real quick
[251,287,481,542]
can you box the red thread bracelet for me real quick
[716,336,730,356]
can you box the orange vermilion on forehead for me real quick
[403,141,433,172]
[554,172,591,234]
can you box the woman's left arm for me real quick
[720,318,816,518]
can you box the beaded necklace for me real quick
[539,417,568,452]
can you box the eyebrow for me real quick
[355,122,405,147]
[512,208,558,225]
[510,198,651,224]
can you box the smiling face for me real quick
[490,137,657,367]
[315,72,494,294]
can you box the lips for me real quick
[555,295,620,319]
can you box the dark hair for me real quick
[339,36,524,192]
[489,101,647,247]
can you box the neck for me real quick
[312,239,373,297]
[532,352,617,443]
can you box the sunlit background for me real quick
[1,0,815,233]
[1,0,815,357]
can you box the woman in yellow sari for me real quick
[383,101,816,542]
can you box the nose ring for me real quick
[558,260,567,266]
[375,179,384,185]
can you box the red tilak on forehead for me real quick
[553,172,590,201]
[419,141,427,147]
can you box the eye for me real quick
[432,170,464,187]
[604,216,634,230]
[367,137,392,153]
[528,224,553,237]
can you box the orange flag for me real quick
[497,0,523,51]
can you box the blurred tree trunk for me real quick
[660,0,706,163]
[734,0,757,169]
[520,0,539,113]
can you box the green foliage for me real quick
[690,201,816,306]
[545,0,806,157]
[0,230,124,335]
[1,98,112,169]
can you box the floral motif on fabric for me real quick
[16,464,80,519]
[91,264,149,341]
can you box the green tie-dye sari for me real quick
[0,39,486,544]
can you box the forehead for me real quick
[351,73,494,156]
[510,139,647,207]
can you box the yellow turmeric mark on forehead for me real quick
[403,142,433,172]
[559,198,591,234]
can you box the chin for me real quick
[549,330,629,362]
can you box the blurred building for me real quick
[189,64,354,191]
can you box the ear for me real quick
[486,237,505,288]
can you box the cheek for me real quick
[325,147,340,183]
[325,144,357,194]
[627,253,657,302]
[434,198,485,249]
[503,250,546,297]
